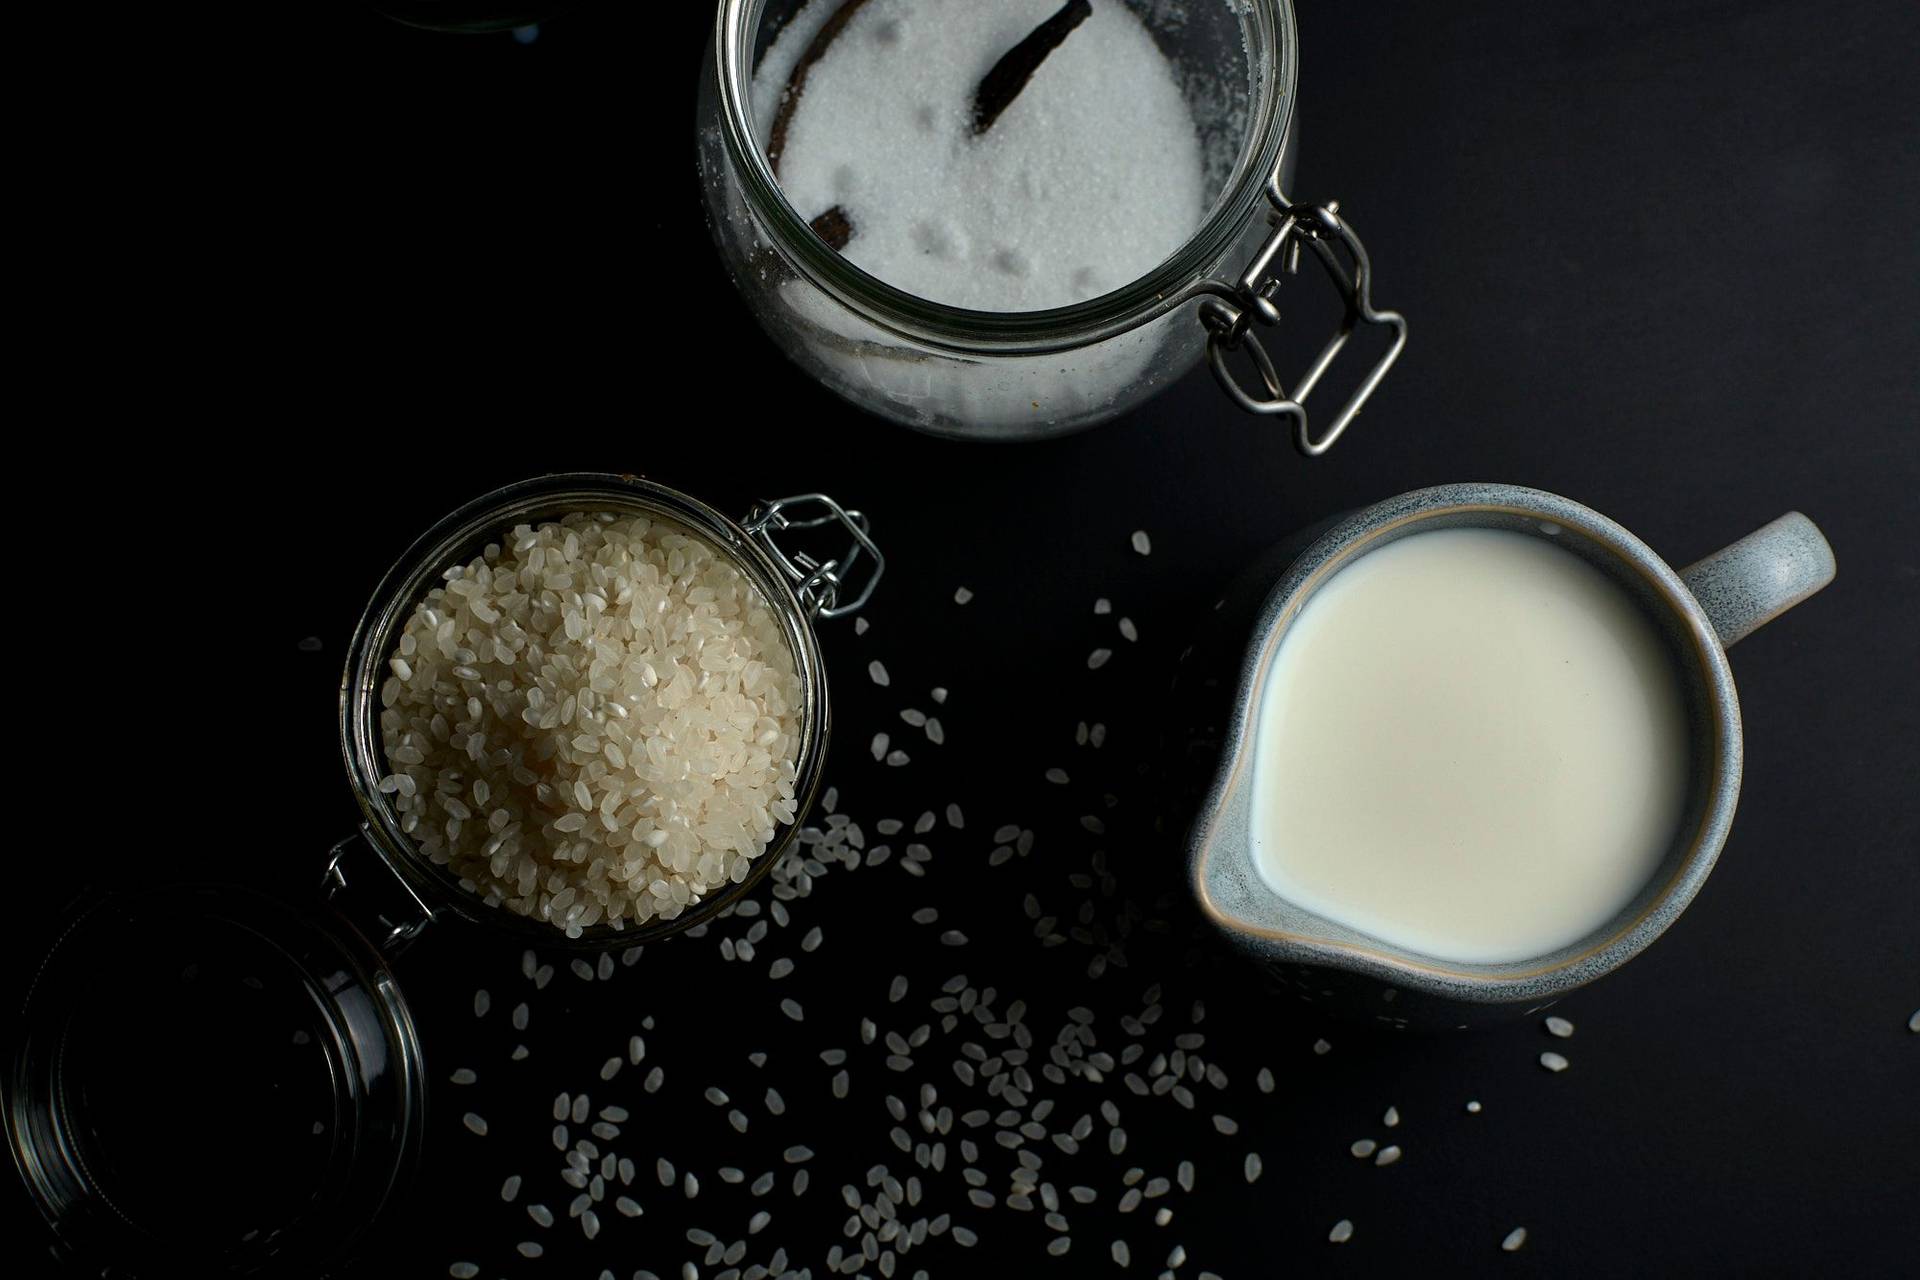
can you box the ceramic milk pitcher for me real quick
[1179,484,1835,1029]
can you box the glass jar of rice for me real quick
[6,473,879,1278]
[338,472,881,949]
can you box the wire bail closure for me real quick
[323,828,437,953]
[742,493,883,620]
[1199,187,1407,456]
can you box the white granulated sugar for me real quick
[377,513,803,937]
[1130,529,1152,555]
[758,0,1204,311]
[954,586,974,605]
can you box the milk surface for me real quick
[1250,527,1689,964]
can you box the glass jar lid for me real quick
[6,883,425,1277]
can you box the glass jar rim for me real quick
[338,472,832,950]
[5,883,426,1277]
[711,0,1299,356]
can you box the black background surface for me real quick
[10,1,1918,1277]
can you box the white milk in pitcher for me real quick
[1250,527,1690,964]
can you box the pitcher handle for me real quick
[1680,512,1836,648]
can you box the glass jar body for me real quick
[696,0,1299,441]
[338,473,835,950]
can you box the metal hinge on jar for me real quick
[1197,186,1408,456]
[324,828,438,952]
[741,493,884,620]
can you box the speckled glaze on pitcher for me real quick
[1182,484,1835,1029]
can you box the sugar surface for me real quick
[759,0,1204,311]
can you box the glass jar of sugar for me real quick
[6,473,879,1275]
[697,0,1405,444]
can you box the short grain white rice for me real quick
[378,513,803,935]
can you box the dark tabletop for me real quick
[12,1,1917,1277]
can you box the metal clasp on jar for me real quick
[324,828,438,953]
[1197,185,1408,456]
[741,493,883,620]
